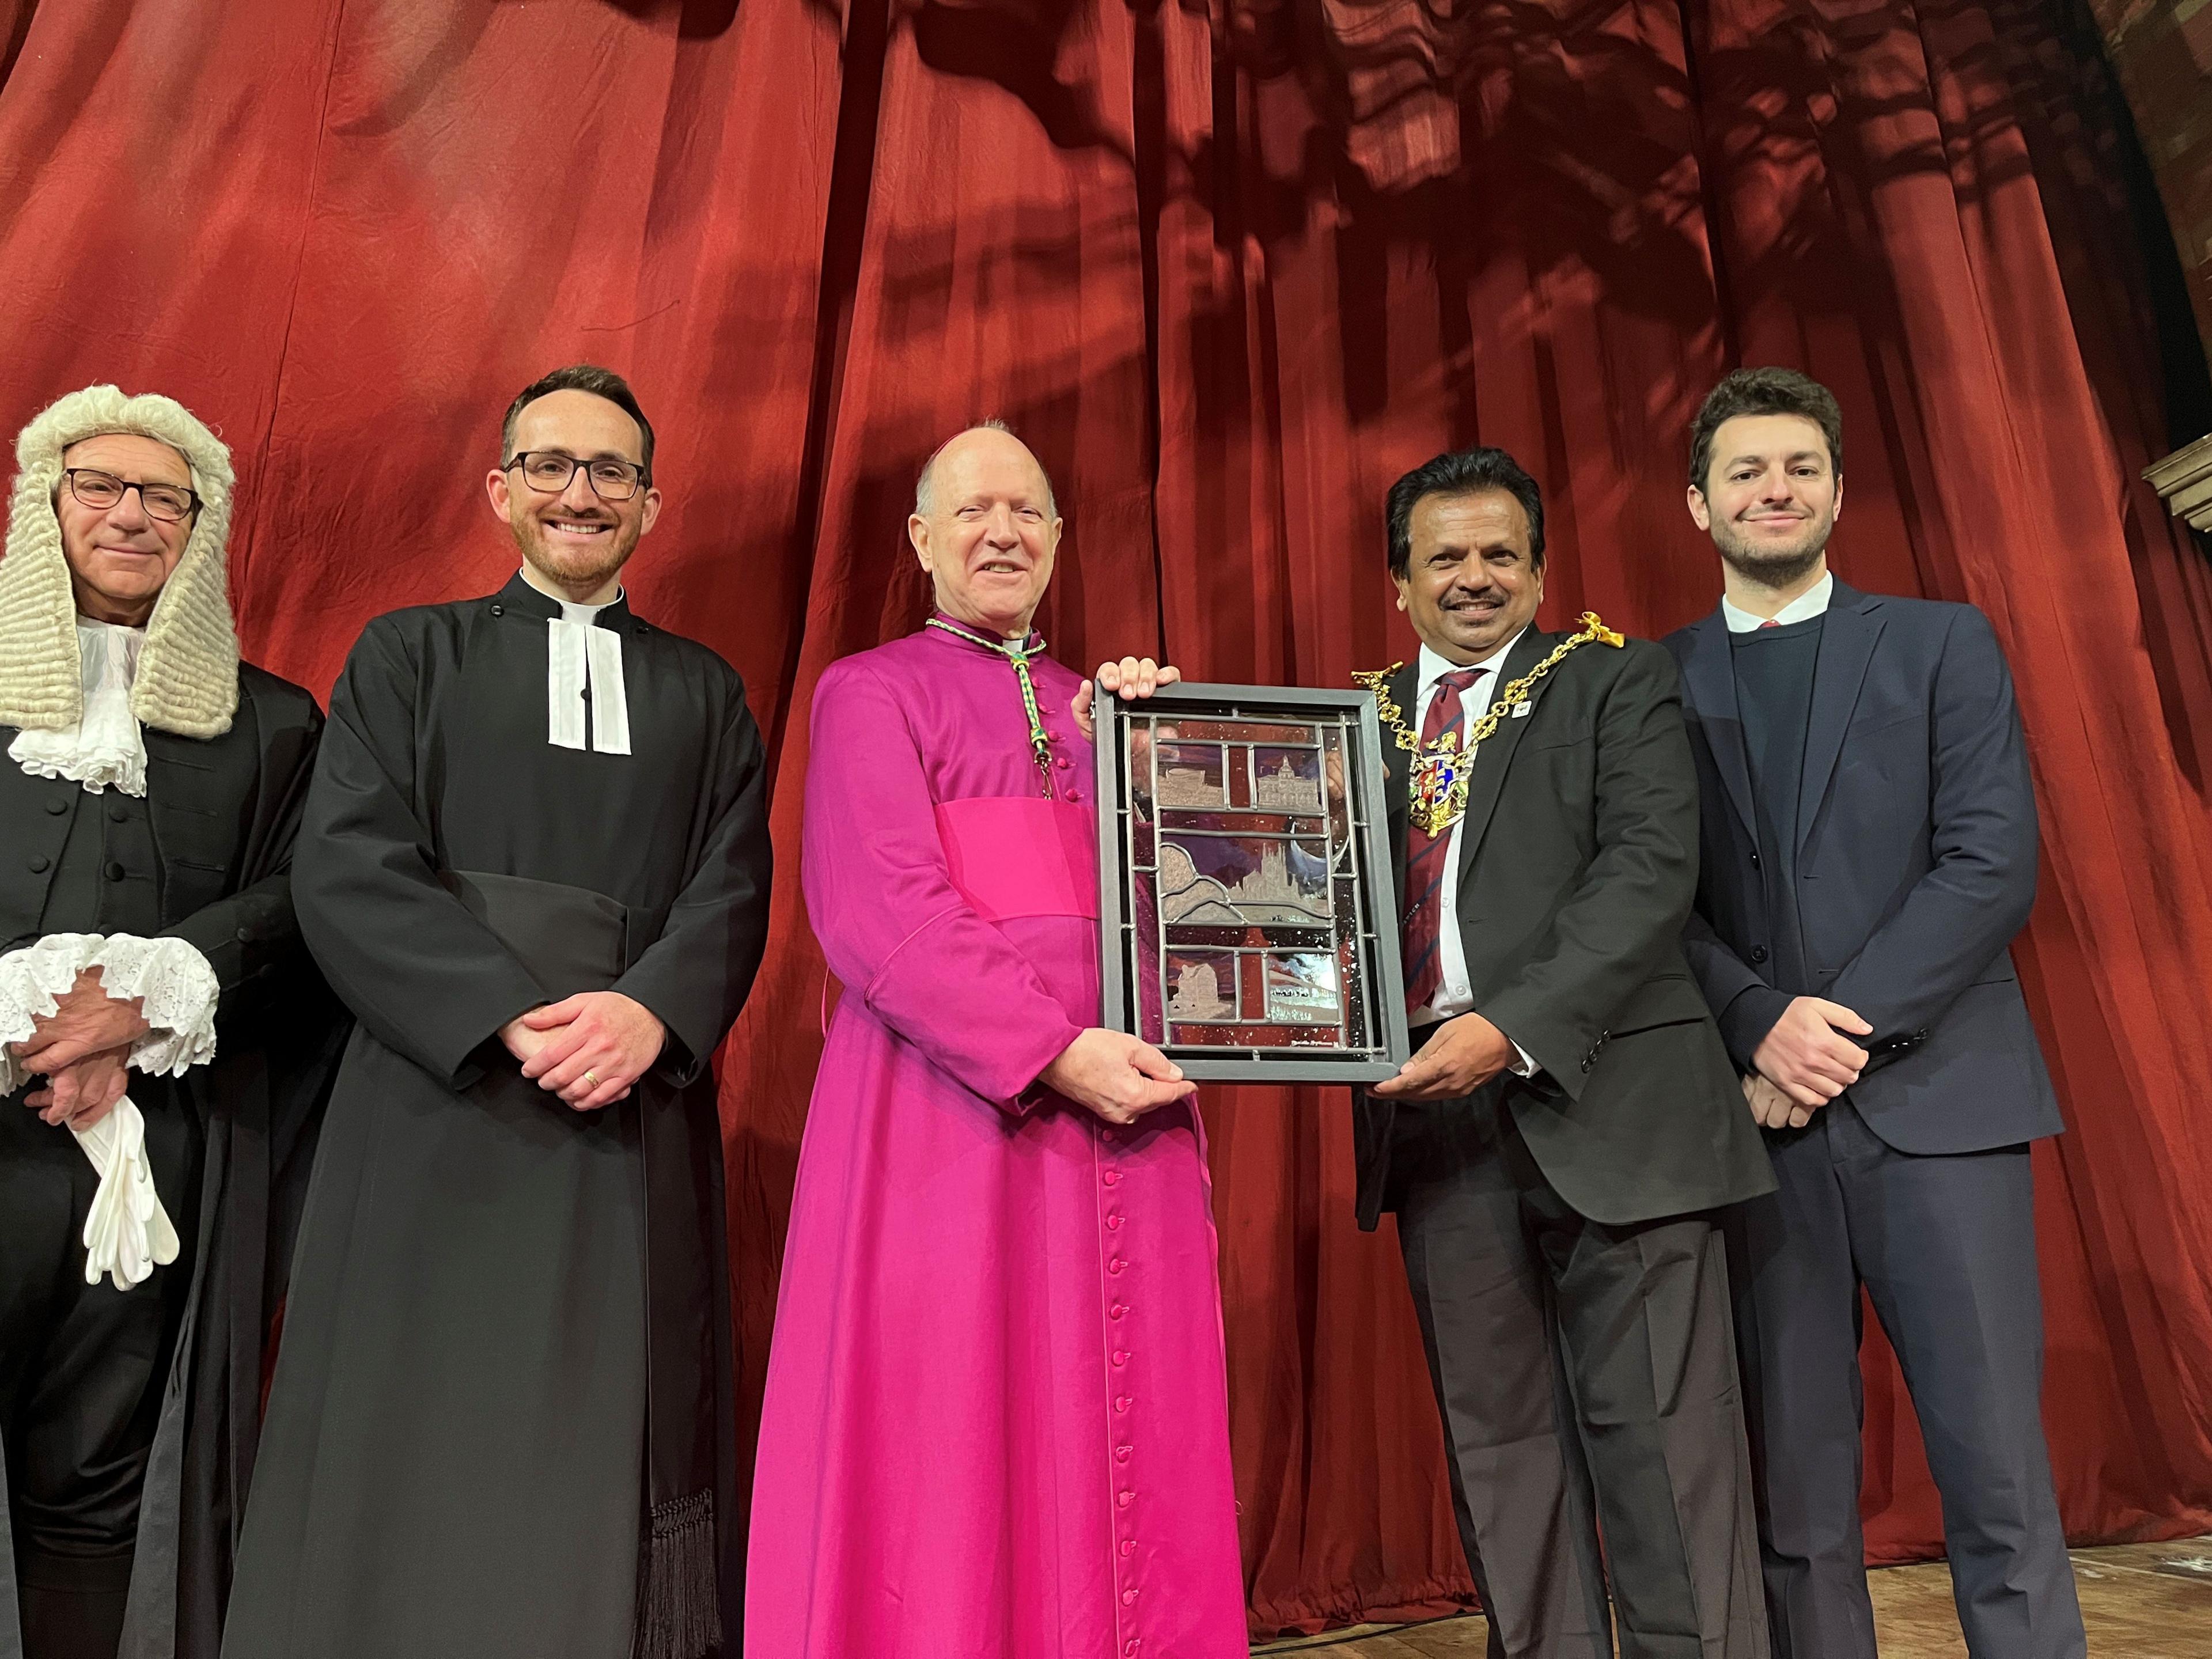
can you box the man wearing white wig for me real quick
[0,387,343,1659]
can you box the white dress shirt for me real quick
[1721,570,1832,634]
[520,566,633,755]
[1408,631,1539,1077]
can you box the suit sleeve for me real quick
[611,677,772,1086]
[801,659,1081,1110]
[162,686,323,1025]
[1825,607,2039,1066]
[1682,908,1791,1071]
[291,619,550,1086]
[1479,643,1702,1100]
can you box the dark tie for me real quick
[1402,666,1487,1013]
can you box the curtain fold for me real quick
[1,0,2206,1634]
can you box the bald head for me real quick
[914,421,1058,519]
[907,421,1064,639]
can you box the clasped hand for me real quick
[10,969,150,1130]
[501,991,665,1112]
[1043,1028,1195,1127]
[1752,995,1873,1108]
[1743,1071,1814,1130]
[1370,1013,1514,1100]
[1071,658,1182,741]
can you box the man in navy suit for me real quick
[1663,367,2085,1658]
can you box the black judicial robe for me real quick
[0,666,345,1659]
[221,576,770,1659]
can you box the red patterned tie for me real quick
[1402,666,1486,1013]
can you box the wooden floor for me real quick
[1253,1536,2212,1656]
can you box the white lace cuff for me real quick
[0,934,204,1292]
[0,932,220,1095]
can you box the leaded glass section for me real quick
[1097,683,1408,1082]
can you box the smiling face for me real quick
[1394,488,1545,666]
[908,427,1062,639]
[486,387,662,601]
[55,433,198,627]
[1688,411,1842,589]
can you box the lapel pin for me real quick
[1512,702,1532,718]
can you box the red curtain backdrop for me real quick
[3,0,2209,1635]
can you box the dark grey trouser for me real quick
[0,1087,200,1659]
[1393,1085,1769,1658]
[1726,1097,2084,1659]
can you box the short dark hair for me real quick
[501,364,655,483]
[1386,446,1546,579]
[1688,367,1842,492]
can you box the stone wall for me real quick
[2091,0,2212,361]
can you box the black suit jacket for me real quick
[0,660,349,1659]
[1663,582,2063,1154]
[1352,627,1774,1230]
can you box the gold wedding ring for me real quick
[582,1070,600,1087]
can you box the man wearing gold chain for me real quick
[1352,446,1775,1658]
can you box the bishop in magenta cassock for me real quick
[747,423,1249,1658]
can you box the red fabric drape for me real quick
[2,0,2207,1635]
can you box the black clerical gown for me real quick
[221,575,770,1659]
[0,666,342,1659]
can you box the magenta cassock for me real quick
[746,624,1248,1658]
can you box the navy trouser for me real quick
[1725,1096,2084,1659]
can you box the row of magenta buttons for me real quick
[1043,721,1084,804]
[1104,1154,1140,1652]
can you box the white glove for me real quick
[73,1097,181,1291]
[3,933,213,1289]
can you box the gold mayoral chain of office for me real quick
[1354,611,1626,837]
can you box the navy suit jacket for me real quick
[1662,582,2063,1154]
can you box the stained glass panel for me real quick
[1097,682,1408,1081]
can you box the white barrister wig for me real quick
[0,384,240,737]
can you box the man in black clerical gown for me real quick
[0,385,342,1659]
[223,366,771,1659]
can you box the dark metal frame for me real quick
[1094,679,1410,1082]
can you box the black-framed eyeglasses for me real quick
[63,469,200,524]
[503,451,649,501]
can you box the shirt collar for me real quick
[1416,625,1528,703]
[75,618,146,694]
[926,610,1045,656]
[9,618,152,796]
[504,567,631,627]
[1722,570,1833,633]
